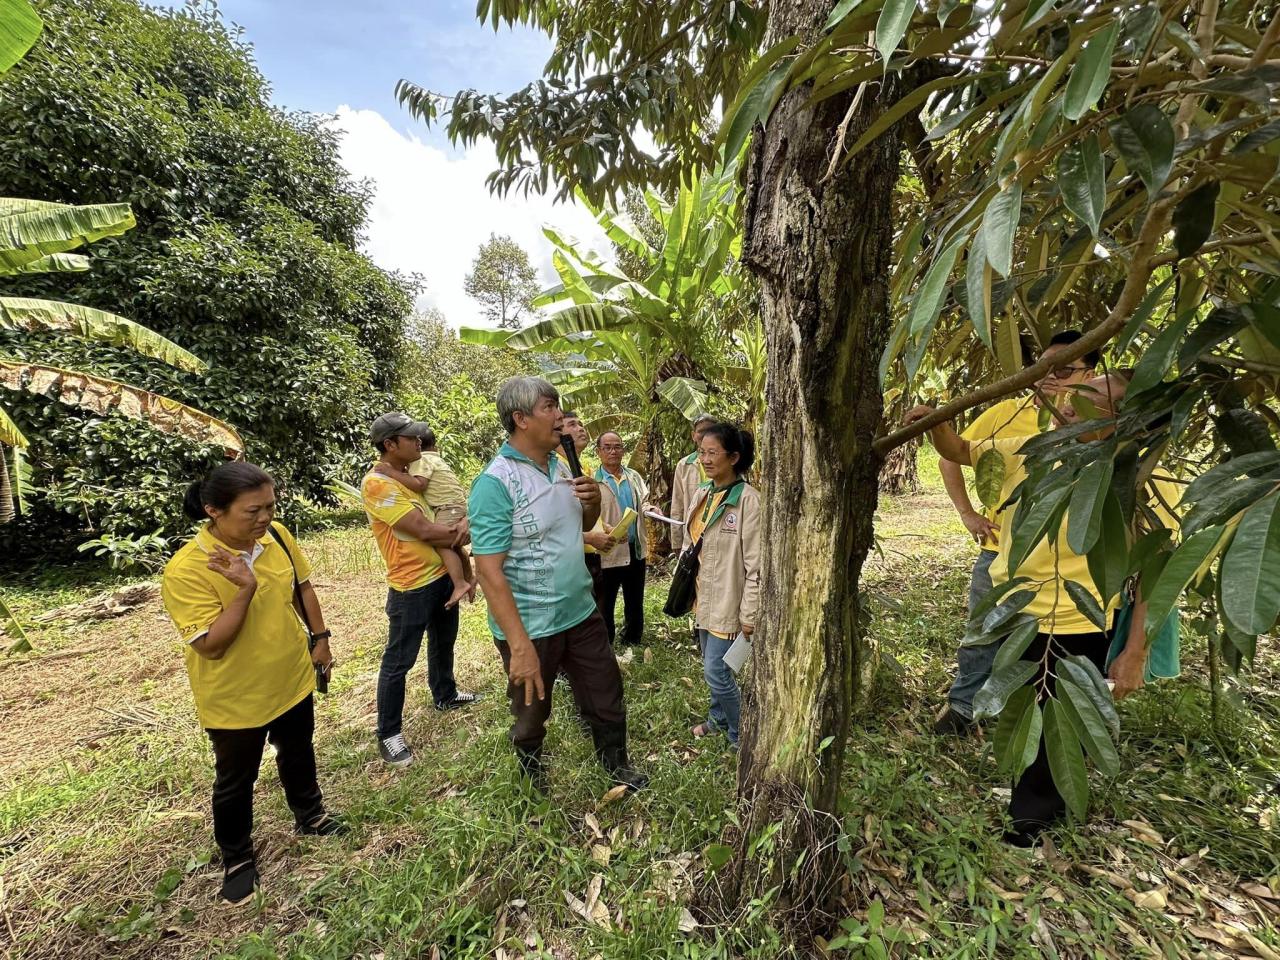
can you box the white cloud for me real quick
[332,106,613,329]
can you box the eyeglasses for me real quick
[599,444,625,452]
[1046,364,1090,380]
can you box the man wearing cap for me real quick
[468,377,648,794]
[362,412,480,768]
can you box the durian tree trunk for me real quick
[727,0,902,923]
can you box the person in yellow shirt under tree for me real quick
[934,331,1099,736]
[162,462,345,905]
[373,424,477,607]
[362,412,481,769]
[907,371,1155,845]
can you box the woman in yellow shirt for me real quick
[162,462,344,904]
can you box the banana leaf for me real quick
[0,361,243,454]
[0,297,206,372]
[656,377,710,420]
[0,0,41,75]
[0,198,135,274]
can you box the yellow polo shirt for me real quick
[362,470,447,591]
[162,521,315,730]
[960,397,1040,548]
[973,436,1108,635]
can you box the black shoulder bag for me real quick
[663,481,742,618]
[267,524,330,694]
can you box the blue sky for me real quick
[155,0,608,326]
[168,0,551,139]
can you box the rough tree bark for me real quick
[729,0,902,922]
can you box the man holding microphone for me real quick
[467,377,648,794]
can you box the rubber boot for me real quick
[592,722,648,792]
[516,745,548,794]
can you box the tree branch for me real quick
[873,194,1179,456]
[1149,232,1267,268]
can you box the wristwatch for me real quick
[311,629,332,642]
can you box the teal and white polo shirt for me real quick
[467,441,596,641]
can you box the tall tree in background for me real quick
[463,233,540,329]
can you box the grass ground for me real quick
[1,451,1277,959]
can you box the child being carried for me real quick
[376,425,477,609]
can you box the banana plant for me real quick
[460,162,757,493]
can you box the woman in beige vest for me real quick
[685,422,761,747]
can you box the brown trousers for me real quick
[494,610,626,752]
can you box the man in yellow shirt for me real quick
[362,412,480,769]
[934,332,1098,735]
[908,371,1155,844]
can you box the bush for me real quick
[0,0,416,567]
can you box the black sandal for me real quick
[220,860,258,904]
[297,813,347,837]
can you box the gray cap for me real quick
[369,411,429,444]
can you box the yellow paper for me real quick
[608,508,638,541]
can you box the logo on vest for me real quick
[724,510,738,532]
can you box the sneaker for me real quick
[435,691,482,712]
[932,707,976,737]
[220,861,258,904]
[379,733,414,767]
[297,813,348,837]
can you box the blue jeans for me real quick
[377,577,460,739]
[698,629,740,745]
[947,549,1000,720]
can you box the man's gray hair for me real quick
[496,376,560,434]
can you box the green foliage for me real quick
[396,308,538,482]
[76,528,169,572]
[396,0,765,203]
[463,233,540,330]
[0,0,415,559]
[460,163,761,489]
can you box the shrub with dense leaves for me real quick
[0,0,416,565]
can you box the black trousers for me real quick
[599,553,646,646]
[378,576,460,737]
[206,694,325,867]
[1009,629,1110,833]
[494,611,626,755]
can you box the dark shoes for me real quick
[220,860,258,904]
[595,723,649,793]
[516,746,549,795]
[297,813,348,837]
[436,691,482,712]
[932,707,977,737]
[379,733,414,767]
[609,764,650,792]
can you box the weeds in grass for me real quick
[1,475,1277,958]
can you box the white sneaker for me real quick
[379,733,413,767]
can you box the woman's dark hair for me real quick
[183,462,274,522]
[1049,329,1101,368]
[702,421,755,476]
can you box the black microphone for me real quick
[559,433,583,478]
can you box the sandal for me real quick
[691,722,715,738]
[220,860,258,904]
[297,813,348,837]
